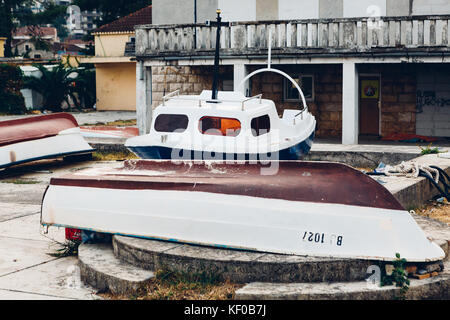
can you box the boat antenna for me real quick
[206,9,229,102]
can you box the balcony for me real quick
[135,15,450,60]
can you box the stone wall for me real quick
[360,65,417,137]
[380,73,417,136]
[151,65,232,108]
[249,64,343,138]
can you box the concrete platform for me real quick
[111,206,449,285]
[234,260,450,300]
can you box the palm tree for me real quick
[23,63,79,112]
[72,66,96,109]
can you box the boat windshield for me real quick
[198,116,241,137]
[154,114,189,133]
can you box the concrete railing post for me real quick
[342,60,359,145]
[136,62,152,135]
[234,64,249,96]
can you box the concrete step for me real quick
[113,235,384,284]
[78,243,154,295]
[235,261,450,300]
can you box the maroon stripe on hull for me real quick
[0,113,79,147]
[49,160,404,211]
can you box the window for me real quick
[199,116,241,137]
[154,114,188,133]
[284,75,314,102]
[251,115,271,137]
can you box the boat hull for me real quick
[40,160,444,262]
[41,186,443,262]
[128,131,315,160]
[0,113,94,169]
[0,130,94,169]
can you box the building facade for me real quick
[135,0,450,142]
[81,5,152,111]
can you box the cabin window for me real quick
[154,114,188,133]
[199,116,241,137]
[284,75,314,102]
[251,115,271,137]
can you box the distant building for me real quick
[135,0,450,142]
[12,26,59,59]
[66,5,101,37]
[81,5,152,111]
[0,37,6,57]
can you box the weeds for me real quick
[1,179,41,184]
[420,143,446,155]
[47,240,81,258]
[102,268,242,300]
[92,151,138,161]
[381,253,410,300]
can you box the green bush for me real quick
[0,64,27,114]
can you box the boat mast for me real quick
[207,9,229,101]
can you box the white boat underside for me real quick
[0,128,93,168]
[41,185,445,262]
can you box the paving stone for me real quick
[0,236,58,277]
[0,203,41,222]
[0,183,48,205]
[0,213,65,243]
[0,256,98,300]
[0,289,70,300]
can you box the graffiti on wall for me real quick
[416,90,450,113]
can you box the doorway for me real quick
[359,75,380,136]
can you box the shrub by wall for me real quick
[0,64,26,114]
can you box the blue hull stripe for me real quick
[128,131,315,160]
[0,149,94,169]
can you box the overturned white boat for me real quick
[41,160,444,262]
[0,113,94,169]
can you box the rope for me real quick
[383,161,440,183]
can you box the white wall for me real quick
[279,0,319,20]
[343,0,386,18]
[412,0,450,15]
[416,69,450,137]
[218,0,256,22]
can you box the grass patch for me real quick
[85,119,137,127]
[92,150,139,161]
[101,268,243,300]
[1,179,41,184]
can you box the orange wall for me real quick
[95,62,136,111]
